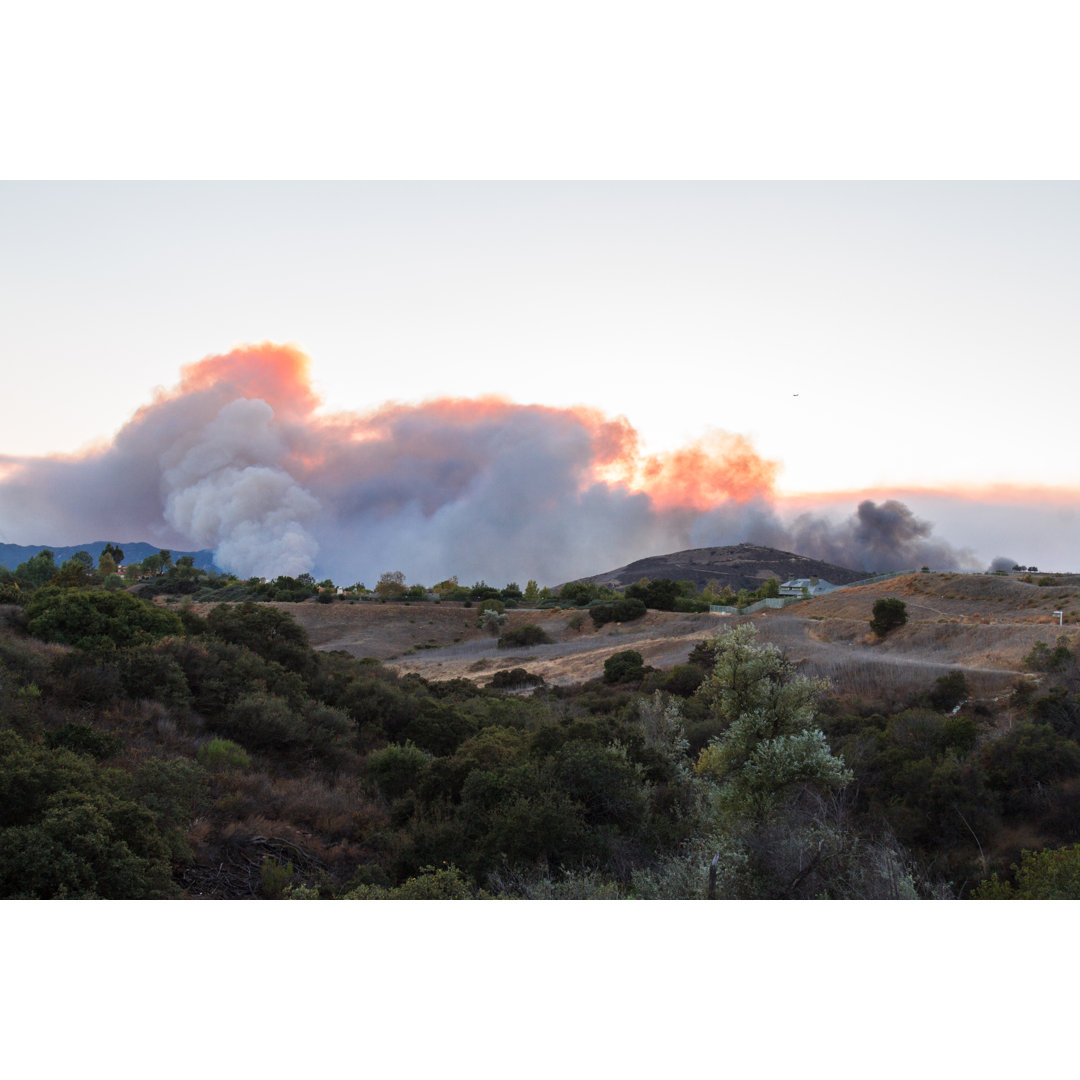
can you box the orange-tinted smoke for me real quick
[338,395,639,458]
[134,342,778,514]
[94,341,780,517]
[321,396,772,512]
[627,432,780,510]
[153,341,320,421]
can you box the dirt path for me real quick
[387,612,723,685]
[242,572,1073,689]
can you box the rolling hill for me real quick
[274,569,1078,694]
[569,542,866,592]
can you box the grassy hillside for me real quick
[262,571,1078,696]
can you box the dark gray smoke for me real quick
[691,497,978,573]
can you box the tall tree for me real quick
[100,542,124,567]
[53,553,97,589]
[375,570,407,599]
[15,550,58,588]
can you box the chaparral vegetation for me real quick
[2,547,1080,899]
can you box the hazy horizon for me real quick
[2,340,1076,584]
[3,182,1078,580]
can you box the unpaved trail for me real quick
[253,570,1078,688]
[387,612,723,686]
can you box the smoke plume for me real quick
[161,398,320,578]
[0,342,976,584]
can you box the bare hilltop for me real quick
[569,542,866,592]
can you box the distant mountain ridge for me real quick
[573,543,865,594]
[0,540,219,572]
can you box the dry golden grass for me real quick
[793,572,1080,626]
[186,572,1080,690]
[389,610,721,685]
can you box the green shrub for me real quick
[206,601,316,678]
[980,723,1080,797]
[197,737,251,771]
[260,857,295,899]
[402,699,479,755]
[930,670,969,712]
[604,650,647,684]
[478,609,509,635]
[497,624,552,648]
[589,597,647,627]
[661,664,705,697]
[24,587,184,649]
[44,724,122,761]
[0,582,23,604]
[49,652,124,707]
[551,741,649,831]
[366,742,432,800]
[674,597,711,613]
[343,864,474,899]
[939,713,978,754]
[332,671,417,742]
[625,579,681,611]
[220,691,308,753]
[129,757,210,860]
[974,844,1080,899]
[117,643,192,707]
[449,726,528,777]
[1032,686,1080,740]
[558,581,602,606]
[490,668,545,689]
[0,731,177,899]
[161,636,307,717]
[1024,637,1074,673]
[457,762,600,874]
[870,597,908,637]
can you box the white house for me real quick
[779,577,840,597]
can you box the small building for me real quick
[779,577,840,597]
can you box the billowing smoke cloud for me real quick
[161,399,320,578]
[794,499,976,572]
[0,342,976,584]
[689,497,977,573]
[989,556,1018,573]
